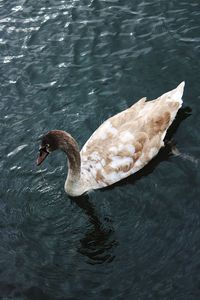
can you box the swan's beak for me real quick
[37,149,49,166]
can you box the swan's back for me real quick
[80,82,184,190]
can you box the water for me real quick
[0,0,200,299]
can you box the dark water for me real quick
[1,0,200,299]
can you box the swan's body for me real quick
[37,82,185,196]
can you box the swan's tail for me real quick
[158,81,185,126]
[161,81,185,108]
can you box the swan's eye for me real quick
[39,145,49,154]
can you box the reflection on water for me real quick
[73,195,117,264]
[1,0,200,298]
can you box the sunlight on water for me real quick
[0,0,200,299]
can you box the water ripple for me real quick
[0,0,200,298]
[7,144,28,158]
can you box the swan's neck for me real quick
[58,131,85,196]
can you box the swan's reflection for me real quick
[71,195,117,264]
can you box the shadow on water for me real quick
[104,106,192,191]
[71,194,118,264]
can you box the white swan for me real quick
[37,82,185,196]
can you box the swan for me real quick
[37,82,185,196]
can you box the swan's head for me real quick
[37,130,80,166]
[36,130,63,166]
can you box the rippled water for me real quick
[1,0,200,299]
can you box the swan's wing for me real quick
[80,116,167,188]
[81,126,153,187]
[80,83,184,188]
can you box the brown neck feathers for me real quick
[49,130,81,175]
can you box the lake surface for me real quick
[0,0,200,299]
